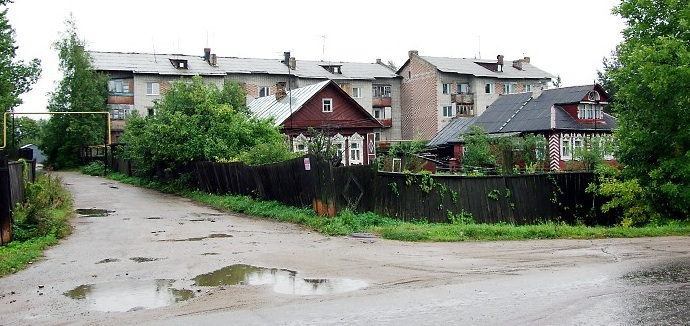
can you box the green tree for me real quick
[609,0,690,218]
[41,16,108,169]
[596,49,621,107]
[121,76,286,180]
[461,125,496,171]
[11,116,44,147]
[0,0,41,118]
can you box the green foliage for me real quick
[302,127,343,167]
[237,141,300,165]
[41,17,108,169]
[0,0,41,113]
[447,209,474,225]
[608,0,690,219]
[81,160,106,176]
[10,117,45,148]
[384,140,427,172]
[121,76,284,180]
[487,189,500,201]
[461,125,496,170]
[11,172,72,242]
[587,165,660,227]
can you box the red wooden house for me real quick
[249,80,383,166]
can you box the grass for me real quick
[109,172,690,242]
[0,172,73,277]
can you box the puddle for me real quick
[208,233,232,238]
[64,279,194,312]
[96,258,119,264]
[202,253,219,256]
[192,264,367,295]
[130,257,161,263]
[622,260,690,285]
[146,217,162,220]
[76,208,113,217]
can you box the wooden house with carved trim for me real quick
[249,80,382,166]
[427,84,617,171]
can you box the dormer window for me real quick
[321,65,342,74]
[578,103,603,119]
[170,59,188,69]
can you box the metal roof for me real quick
[474,85,617,134]
[426,117,477,147]
[248,80,331,126]
[88,51,399,80]
[420,56,555,80]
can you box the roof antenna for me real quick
[477,36,481,59]
[152,37,157,62]
[321,35,326,62]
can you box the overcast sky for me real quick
[7,0,625,115]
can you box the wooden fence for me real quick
[195,155,615,226]
[0,158,35,245]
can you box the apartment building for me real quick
[397,50,555,140]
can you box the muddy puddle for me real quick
[76,208,113,217]
[192,264,367,295]
[160,234,233,242]
[64,279,194,312]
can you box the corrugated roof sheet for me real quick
[89,51,399,80]
[426,117,477,147]
[248,80,331,126]
[474,85,617,134]
[421,56,555,79]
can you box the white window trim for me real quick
[485,83,494,94]
[442,83,452,95]
[146,82,160,96]
[293,134,309,153]
[348,133,364,165]
[442,105,454,118]
[561,135,572,161]
[322,98,333,112]
[259,86,270,97]
[352,87,362,98]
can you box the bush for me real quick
[81,161,106,176]
[12,173,73,241]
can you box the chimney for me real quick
[523,56,530,63]
[376,58,382,64]
[512,59,523,70]
[210,54,217,66]
[408,50,419,59]
[289,57,296,70]
[497,55,504,65]
[283,52,290,66]
[204,48,211,62]
[276,82,287,100]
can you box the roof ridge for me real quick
[498,95,533,132]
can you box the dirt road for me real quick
[1,172,689,326]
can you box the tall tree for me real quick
[41,16,108,169]
[610,0,690,218]
[0,0,41,135]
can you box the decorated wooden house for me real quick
[249,80,383,166]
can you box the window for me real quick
[322,98,333,112]
[146,82,160,95]
[109,104,132,120]
[108,79,130,94]
[259,86,270,97]
[524,84,532,92]
[503,83,516,94]
[373,85,391,98]
[485,83,494,94]
[442,105,454,118]
[352,87,362,98]
[374,132,381,142]
[573,137,584,160]
[457,105,474,116]
[147,107,155,116]
[373,108,384,119]
[293,134,309,153]
[458,83,470,94]
[348,133,364,165]
[561,136,572,161]
[442,83,452,95]
[578,104,602,119]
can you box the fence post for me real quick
[0,151,11,245]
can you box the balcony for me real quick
[451,93,474,104]
[378,119,393,127]
[373,97,392,108]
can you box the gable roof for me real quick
[398,55,555,80]
[248,80,383,127]
[473,85,617,134]
[88,51,399,81]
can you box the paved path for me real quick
[1,171,689,325]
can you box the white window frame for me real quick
[458,83,470,94]
[373,108,384,119]
[573,137,584,160]
[561,135,572,161]
[352,87,362,98]
[259,86,270,97]
[442,83,452,95]
[485,83,494,94]
[503,83,516,94]
[293,134,309,153]
[146,82,160,96]
[524,84,532,92]
[322,98,333,112]
[348,133,364,165]
[442,105,454,118]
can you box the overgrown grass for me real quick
[0,172,73,277]
[106,172,690,241]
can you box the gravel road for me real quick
[1,171,689,326]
